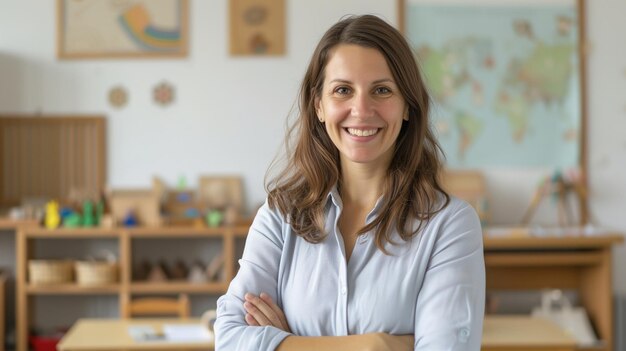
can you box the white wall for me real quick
[0,0,395,211]
[586,0,626,293]
[0,0,624,290]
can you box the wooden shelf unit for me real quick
[13,224,623,351]
[129,281,229,294]
[25,284,121,295]
[484,234,623,351]
[15,225,249,351]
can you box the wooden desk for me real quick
[484,233,623,351]
[58,318,213,351]
[482,315,576,351]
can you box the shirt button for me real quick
[341,287,347,295]
[458,328,470,343]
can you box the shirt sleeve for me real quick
[414,200,486,350]
[214,201,292,350]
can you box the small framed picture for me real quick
[57,0,189,59]
[229,0,286,56]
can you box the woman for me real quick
[215,15,485,350]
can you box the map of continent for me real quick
[407,4,581,168]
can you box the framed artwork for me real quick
[398,0,587,172]
[230,0,286,56]
[198,176,244,211]
[57,0,188,59]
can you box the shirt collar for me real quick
[326,185,343,209]
[326,185,385,220]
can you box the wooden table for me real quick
[482,315,576,351]
[58,316,577,351]
[57,318,213,351]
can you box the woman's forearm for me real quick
[276,333,413,351]
[277,334,371,351]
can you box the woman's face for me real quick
[316,44,407,172]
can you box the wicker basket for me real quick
[75,261,118,286]
[28,260,74,285]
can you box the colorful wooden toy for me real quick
[44,201,61,229]
[83,200,95,227]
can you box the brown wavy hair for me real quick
[265,15,449,252]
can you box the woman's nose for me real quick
[350,92,374,119]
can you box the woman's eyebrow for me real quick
[328,79,351,84]
[372,78,394,84]
[328,78,395,84]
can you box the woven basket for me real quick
[28,260,73,285]
[75,261,118,286]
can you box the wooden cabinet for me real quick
[15,225,249,351]
[484,234,623,351]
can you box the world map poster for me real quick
[405,1,582,169]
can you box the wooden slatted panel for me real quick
[0,116,106,207]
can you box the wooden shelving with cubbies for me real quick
[15,224,249,351]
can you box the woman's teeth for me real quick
[347,128,378,137]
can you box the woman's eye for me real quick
[375,86,392,95]
[334,87,351,95]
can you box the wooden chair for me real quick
[441,169,489,225]
[121,294,190,318]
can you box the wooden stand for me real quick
[484,233,623,351]
[521,173,589,227]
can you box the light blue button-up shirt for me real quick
[215,188,485,350]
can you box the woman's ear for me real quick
[403,105,409,121]
[315,97,324,122]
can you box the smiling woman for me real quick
[316,44,408,175]
[215,15,485,351]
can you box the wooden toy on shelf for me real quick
[122,210,138,227]
[188,262,208,284]
[44,201,61,229]
[109,189,161,227]
[82,200,95,227]
[198,176,244,214]
[164,190,202,226]
[63,212,82,228]
[170,260,189,280]
[206,209,224,227]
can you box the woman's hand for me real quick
[243,292,291,333]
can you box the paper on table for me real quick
[163,324,214,343]
[128,325,163,342]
